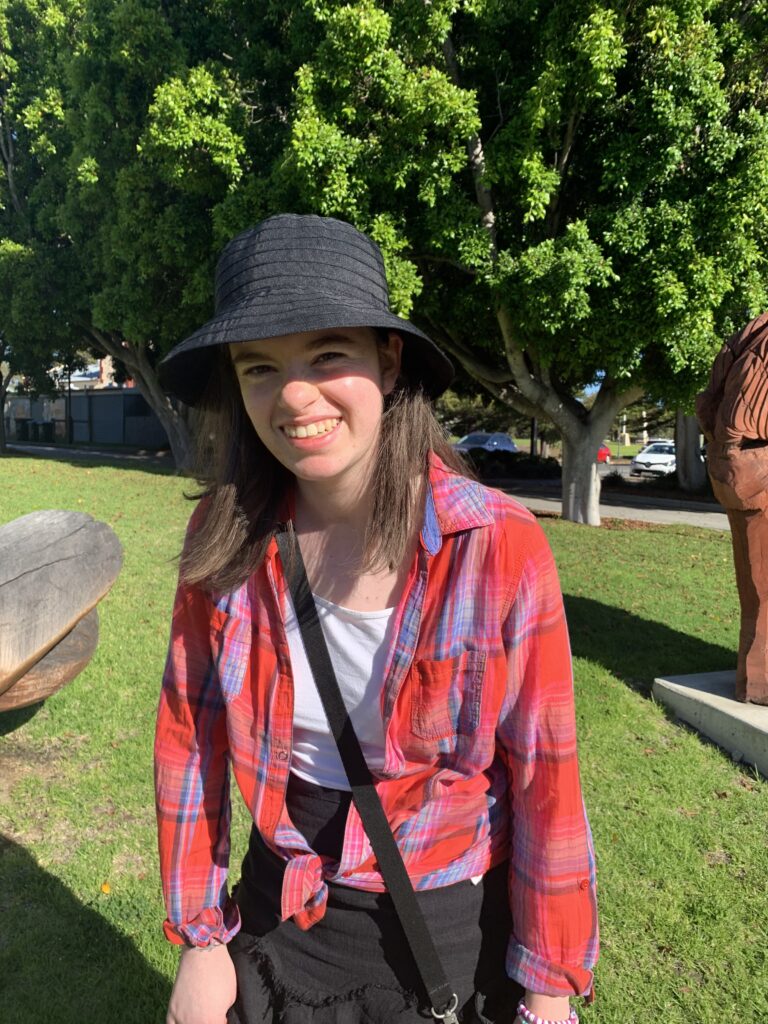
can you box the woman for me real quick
[154,214,598,1024]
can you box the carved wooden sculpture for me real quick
[0,511,122,711]
[696,312,768,704]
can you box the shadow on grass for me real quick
[4,446,182,477]
[0,834,171,1023]
[0,703,43,737]
[564,594,735,695]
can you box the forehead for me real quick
[228,326,379,362]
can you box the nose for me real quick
[278,374,320,413]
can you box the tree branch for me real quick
[588,380,645,440]
[82,325,140,371]
[0,99,26,222]
[495,302,584,434]
[441,33,497,259]
[556,107,581,176]
[413,253,477,276]
[424,315,513,385]
[545,107,581,238]
[492,384,541,420]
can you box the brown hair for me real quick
[180,343,467,592]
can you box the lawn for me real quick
[0,455,765,1024]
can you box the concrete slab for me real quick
[509,492,730,531]
[653,670,768,776]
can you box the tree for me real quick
[0,0,91,453]
[5,0,768,499]
[0,239,84,452]
[675,410,707,492]
[272,0,768,522]
[1,0,258,466]
[50,1,328,468]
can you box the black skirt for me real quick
[227,774,522,1024]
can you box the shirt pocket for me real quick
[410,650,486,741]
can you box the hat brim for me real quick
[159,294,454,405]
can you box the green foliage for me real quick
[141,65,247,189]
[1,0,768,489]
[277,0,768,408]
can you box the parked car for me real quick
[630,442,676,476]
[597,443,612,464]
[454,432,519,453]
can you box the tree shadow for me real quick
[0,834,171,1023]
[564,594,735,696]
[4,446,182,477]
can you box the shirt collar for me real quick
[267,454,492,563]
[420,454,494,555]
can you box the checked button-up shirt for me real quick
[154,456,599,998]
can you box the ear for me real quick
[379,331,403,395]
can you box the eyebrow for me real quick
[230,333,359,366]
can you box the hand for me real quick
[166,943,237,1024]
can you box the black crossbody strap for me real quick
[275,529,457,1020]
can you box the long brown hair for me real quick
[180,342,467,592]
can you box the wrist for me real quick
[181,939,227,955]
[517,993,576,1024]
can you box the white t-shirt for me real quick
[286,592,396,790]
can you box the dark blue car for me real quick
[454,432,519,454]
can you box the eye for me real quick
[314,350,347,365]
[242,362,274,378]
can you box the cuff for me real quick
[163,899,241,947]
[506,941,594,999]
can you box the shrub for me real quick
[464,449,562,480]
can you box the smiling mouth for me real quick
[282,418,340,439]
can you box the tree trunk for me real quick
[142,389,194,472]
[0,382,7,454]
[129,348,196,471]
[675,410,706,492]
[0,347,12,455]
[85,329,196,472]
[561,434,602,525]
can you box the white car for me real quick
[630,442,676,477]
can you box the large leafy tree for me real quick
[4,0,768,507]
[0,0,86,453]
[47,0,327,467]
[274,0,768,521]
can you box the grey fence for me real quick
[4,389,169,449]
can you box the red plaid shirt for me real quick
[154,457,598,997]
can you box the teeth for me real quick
[283,418,339,439]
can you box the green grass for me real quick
[1,455,766,1023]
[509,439,646,459]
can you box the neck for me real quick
[293,476,374,537]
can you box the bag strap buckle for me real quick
[431,993,459,1024]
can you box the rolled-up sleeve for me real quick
[154,574,240,947]
[497,521,598,997]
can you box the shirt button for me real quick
[276,751,288,761]
[579,879,589,891]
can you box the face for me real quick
[229,327,402,497]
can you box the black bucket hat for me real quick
[159,213,454,406]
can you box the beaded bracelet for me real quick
[516,1000,579,1024]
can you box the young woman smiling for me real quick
[154,214,598,1024]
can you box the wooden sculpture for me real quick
[696,311,768,705]
[0,510,123,711]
